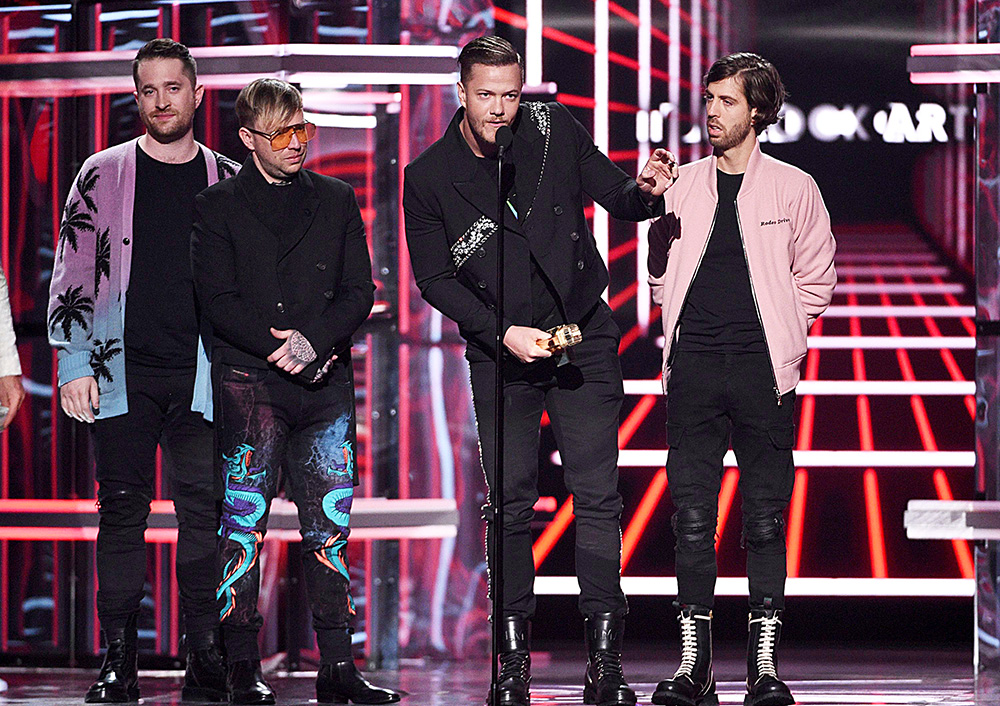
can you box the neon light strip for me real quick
[622,380,975,396]
[651,335,974,349]
[836,265,951,276]
[911,43,1000,56]
[835,252,939,263]
[533,576,974,597]
[835,282,964,293]
[824,305,975,317]
[636,0,651,332]
[526,0,542,86]
[572,449,977,468]
[593,0,609,295]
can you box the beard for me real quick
[708,112,754,151]
[140,109,193,144]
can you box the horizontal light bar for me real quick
[302,111,377,129]
[834,283,964,294]
[557,450,976,468]
[823,305,975,317]
[654,336,975,350]
[834,265,950,276]
[833,253,939,263]
[533,576,973,597]
[622,380,974,396]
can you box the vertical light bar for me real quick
[636,0,651,331]
[690,0,703,163]
[526,0,543,86]
[594,0,609,288]
[0,12,8,655]
[707,0,718,60]
[667,0,680,159]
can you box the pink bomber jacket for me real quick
[649,141,837,399]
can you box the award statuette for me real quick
[538,323,583,353]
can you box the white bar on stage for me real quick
[834,282,964,294]
[555,449,977,468]
[823,305,975,317]
[622,379,974,396]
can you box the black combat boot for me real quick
[316,660,401,704]
[583,612,636,706]
[652,604,716,706]
[744,603,794,706]
[85,614,139,703]
[181,629,227,702]
[487,616,530,706]
[227,659,275,705]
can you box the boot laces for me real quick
[673,613,700,678]
[591,650,625,682]
[752,614,780,679]
[499,651,530,682]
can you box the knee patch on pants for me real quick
[671,507,716,555]
[98,489,151,528]
[742,511,786,554]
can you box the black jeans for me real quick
[92,368,220,635]
[213,359,358,663]
[469,302,627,620]
[665,351,796,609]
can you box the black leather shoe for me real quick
[583,612,636,706]
[227,659,275,705]
[85,616,139,703]
[316,661,401,704]
[744,604,794,706]
[181,631,227,702]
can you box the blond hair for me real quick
[235,78,302,131]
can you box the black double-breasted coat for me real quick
[403,102,662,359]
[192,158,374,381]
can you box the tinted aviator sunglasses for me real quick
[246,121,317,151]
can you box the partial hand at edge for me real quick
[0,375,24,430]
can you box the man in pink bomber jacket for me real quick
[647,53,836,706]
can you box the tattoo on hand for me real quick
[289,330,317,363]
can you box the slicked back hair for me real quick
[235,78,303,132]
[457,36,525,84]
[132,38,197,89]
[704,52,786,135]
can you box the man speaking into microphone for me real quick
[403,36,677,706]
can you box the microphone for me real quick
[495,125,514,158]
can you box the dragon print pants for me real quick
[213,358,358,662]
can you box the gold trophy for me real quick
[538,323,583,353]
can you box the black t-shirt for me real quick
[677,169,766,353]
[240,161,303,245]
[475,155,563,329]
[125,144,208,371]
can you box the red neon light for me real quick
[620,469,667,570]
[786,469,808,577]
[933,469,975,579]
[608,239,637,263]
[714,468,738,551]
[609,282,638,311]
[533,497,575,569]
[863,469,889,578]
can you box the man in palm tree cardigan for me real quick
[47,39,239,704]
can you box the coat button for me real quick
[477,248,486,258]
[123,237,130,245]
[553,205,563,215]
[569,231,580,241]
[304,208,313,217]
[324,289,335,300]
[276,302,285,313]
[577,259,585,270]
[316,262,327,271]
[478,280,487,289]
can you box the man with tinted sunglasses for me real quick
[191,78,400,705]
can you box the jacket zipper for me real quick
[667,205,718,368]
[734,204,782,406]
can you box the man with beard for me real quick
[48,38,238,703]
[403,36,677,706]
[647,53,836,706]
[191,78,400,705]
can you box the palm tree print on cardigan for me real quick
[77,166,99,211]
[216,155,239,180]
[49,285,94,343]
[90,338,122,384]
[58,198,95,257]
[94,227,111,298]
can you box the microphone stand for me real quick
[490,126,513,706]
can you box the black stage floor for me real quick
[0,645,991,705]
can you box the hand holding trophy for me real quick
[538,323,583,353]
